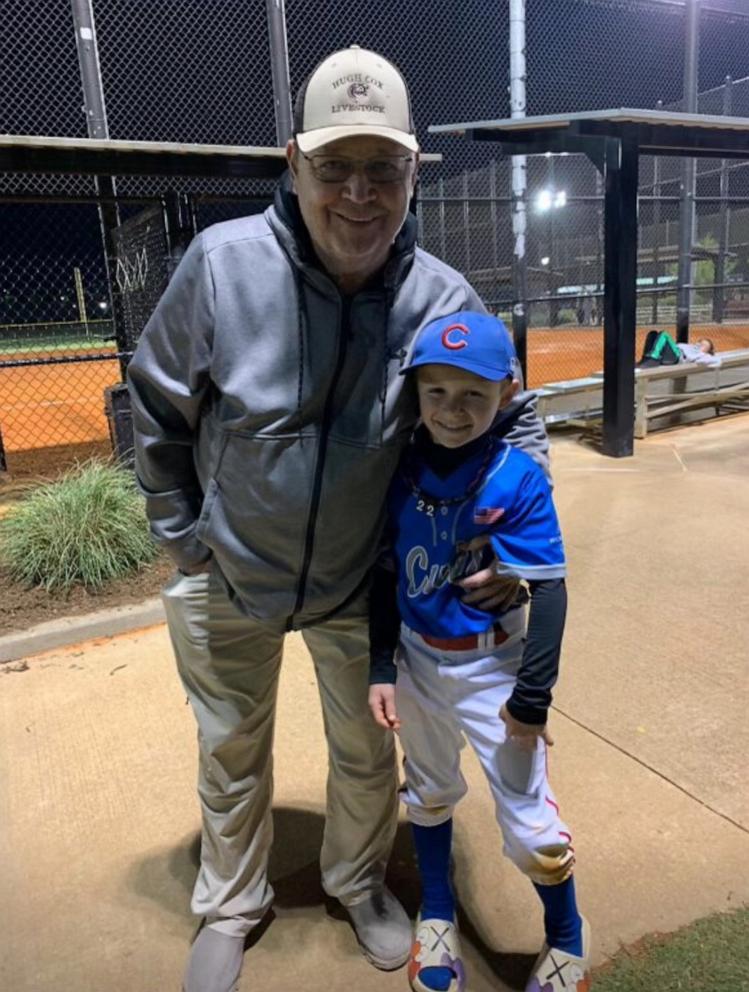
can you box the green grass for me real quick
[593,908,749,992]
[0,459,157,591]
[0,337,115,355]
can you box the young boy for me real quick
[368,311,591,992]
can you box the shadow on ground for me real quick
[128,805,536,989]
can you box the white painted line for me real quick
[672,447,688,472]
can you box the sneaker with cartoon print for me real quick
[525,916,592,992]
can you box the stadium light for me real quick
[535,188,567,212]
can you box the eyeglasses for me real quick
[301,153,414,184]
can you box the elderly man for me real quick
[127,45,549,992]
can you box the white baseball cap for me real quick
[293,45,419,154]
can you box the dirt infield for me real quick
[0,348,121,474]
[1,325,748,475]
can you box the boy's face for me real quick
[415,364,519,448]
[698,338,712,354]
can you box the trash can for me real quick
[104,383,135,468]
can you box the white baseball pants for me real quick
[395,613,574,885]
[161,569,399,937]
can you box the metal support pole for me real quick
[70,0,126,374]
[549,156,558,327]
[438,178,447,260]
[163,191,195,279]
[509,0,528,379]
[489,159,499,275]
[463,172,471,275]
[595,168,604,325]
[265,0,293,145]
[602,138,639,458]
[652,100,663,325]
[676,0,700,343]
[715,75,733,323]
[74,266,89,336]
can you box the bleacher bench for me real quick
[536,347,749,438]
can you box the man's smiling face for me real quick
[288,134,417,293]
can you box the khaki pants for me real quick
[162,570,398,938]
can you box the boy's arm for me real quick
[368,560,402,730]
[504,577,567,729]
[484,463,567,741]
[368,561,400,685]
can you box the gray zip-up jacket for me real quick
[127,182,549,628]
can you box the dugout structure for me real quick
[430,108,749,457]
[0,134,291,360]
[0,135,291,470]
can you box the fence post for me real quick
[676,0,700,344]
[73,266,89,337]
[266,0,293,145]
[462,172,471,275]
[602,137,639,457]
[715,75,733,324]
[163,192,194,279]
[509,0,529,380]
[438,178,447,260]
[652,100,663,325]
[70,0,127,375]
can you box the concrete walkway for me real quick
[1,416,748,992]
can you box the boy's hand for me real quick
[456,535,520,611]
[368,684,401,731]
[499,703,554,750]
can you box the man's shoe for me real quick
[524,915,592,992]
[345,886,412,970]
[182,927,245,992]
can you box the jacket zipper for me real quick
[288,295,351,628]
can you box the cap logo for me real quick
[441,323,470,351]
[348,82,369,100]
[332,73,384,91]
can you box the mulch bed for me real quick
[0,555,174,637]
[0,453,176,638]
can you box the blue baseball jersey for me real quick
[388,439,566,639]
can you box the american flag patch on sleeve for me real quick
[473,507,505,525]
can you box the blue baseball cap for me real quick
[400,310,516,382]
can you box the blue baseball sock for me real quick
[533,876,583,956]
[411,820,456,991]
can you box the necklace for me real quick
[400,435,498,518]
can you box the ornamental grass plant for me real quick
[0,459,157,591]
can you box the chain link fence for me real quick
[0,200,114,475]
[2,0,749,472]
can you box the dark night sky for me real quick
[2,0,749,320]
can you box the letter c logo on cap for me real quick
[441,323,469,350]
